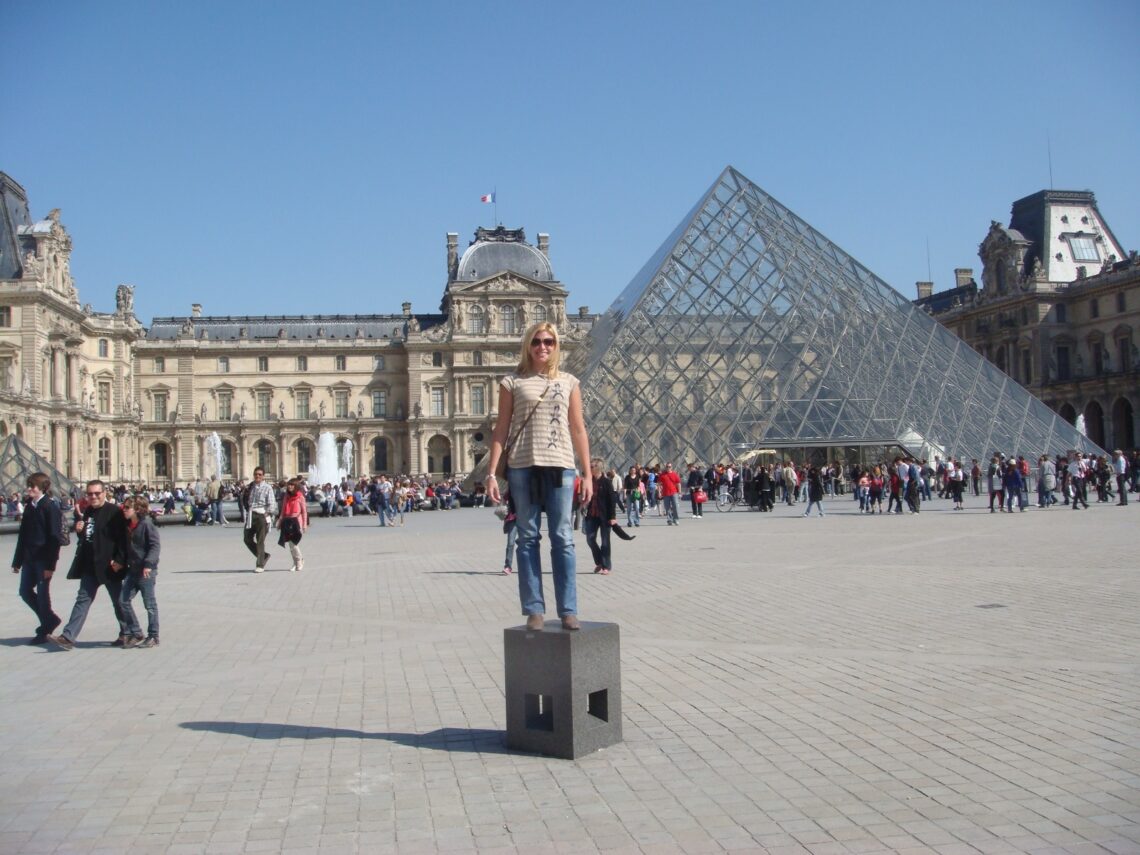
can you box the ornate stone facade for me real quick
[1,174,595,486]
[0,173,142,482]
[916,189,1138,450]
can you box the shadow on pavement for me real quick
[179,721,512,753]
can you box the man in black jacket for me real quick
[51,479,129,651]
[10,472,63,644]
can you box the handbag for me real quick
[693,488,708,504]
[493,381,550,481]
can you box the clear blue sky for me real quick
[3,0,1138,323]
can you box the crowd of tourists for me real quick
[8,314,1139,649]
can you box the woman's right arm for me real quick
[485,385,514,504]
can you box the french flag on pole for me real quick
[480,192,495,204]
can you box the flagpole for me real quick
[494,187,498,226]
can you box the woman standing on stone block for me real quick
[486,322,592,632]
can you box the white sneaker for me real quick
[297,560,304,571]
[290,565,297,573]
[254,565,264,573]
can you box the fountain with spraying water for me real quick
[205,432,224,479]
[309,432,351,485]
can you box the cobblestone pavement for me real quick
[2,494,1138,854]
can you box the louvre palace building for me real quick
[913,189,1138,453]
[0,171,594,485]
[0,167,1125,488]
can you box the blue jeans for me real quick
[1005,488,1024,511]
[507,466,577,618]
[121,570,159,639]
[19,558,59,635]
[503,523,517,569]
[627,500,640,527]
[211,499,224,524]
[378,496,390,525]
[662,494,679,524]
[61,572,126,642]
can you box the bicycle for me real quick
[715,483,746,512]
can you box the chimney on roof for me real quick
[916,282,933,300]
[537,233,550,257]
[191,303,202,318]
[578,306,590,318]
[954,268,973,288]
[402,302,412,317]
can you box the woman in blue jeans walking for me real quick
[486,322,593,632]
[120,496,161,647]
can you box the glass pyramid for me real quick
[572,166,1104,466]
[0,434,78,500]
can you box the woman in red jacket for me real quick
[276,478,309,572]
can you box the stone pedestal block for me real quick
[504,621,621,759]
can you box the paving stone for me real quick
[2,503,1138,851]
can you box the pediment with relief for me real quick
[449,272,566,297]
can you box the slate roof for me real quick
[145,314,445,342]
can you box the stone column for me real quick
[66,425,76,479]
[279,433,288,479]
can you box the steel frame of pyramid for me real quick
[572,167,1104,466]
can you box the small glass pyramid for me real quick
[572,166,1103,466]
[0,434,78,500]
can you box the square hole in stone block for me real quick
[587,689,608,722]
[524,694,554,731]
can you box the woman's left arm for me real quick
[568,385,592,506]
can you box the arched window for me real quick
[467,305,485,335]
[296,439,313,474]
[500,305,516,335]
[533,304,547,324]
[372,437,389,472]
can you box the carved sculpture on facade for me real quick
[279,401,285,420]
[201,403,208,422]
[406,316,420,333]
[22,251,41,279]
[450,300,464,332]
[319,400,326,419]
[115,284,135,316]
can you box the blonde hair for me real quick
[515,322,561,377]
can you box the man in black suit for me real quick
[10,472,64,644]
[51,479,129,651]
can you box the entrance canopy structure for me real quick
[573,167,1103,466]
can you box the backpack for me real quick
[50,497,71,547]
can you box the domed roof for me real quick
[456,227,553,282]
